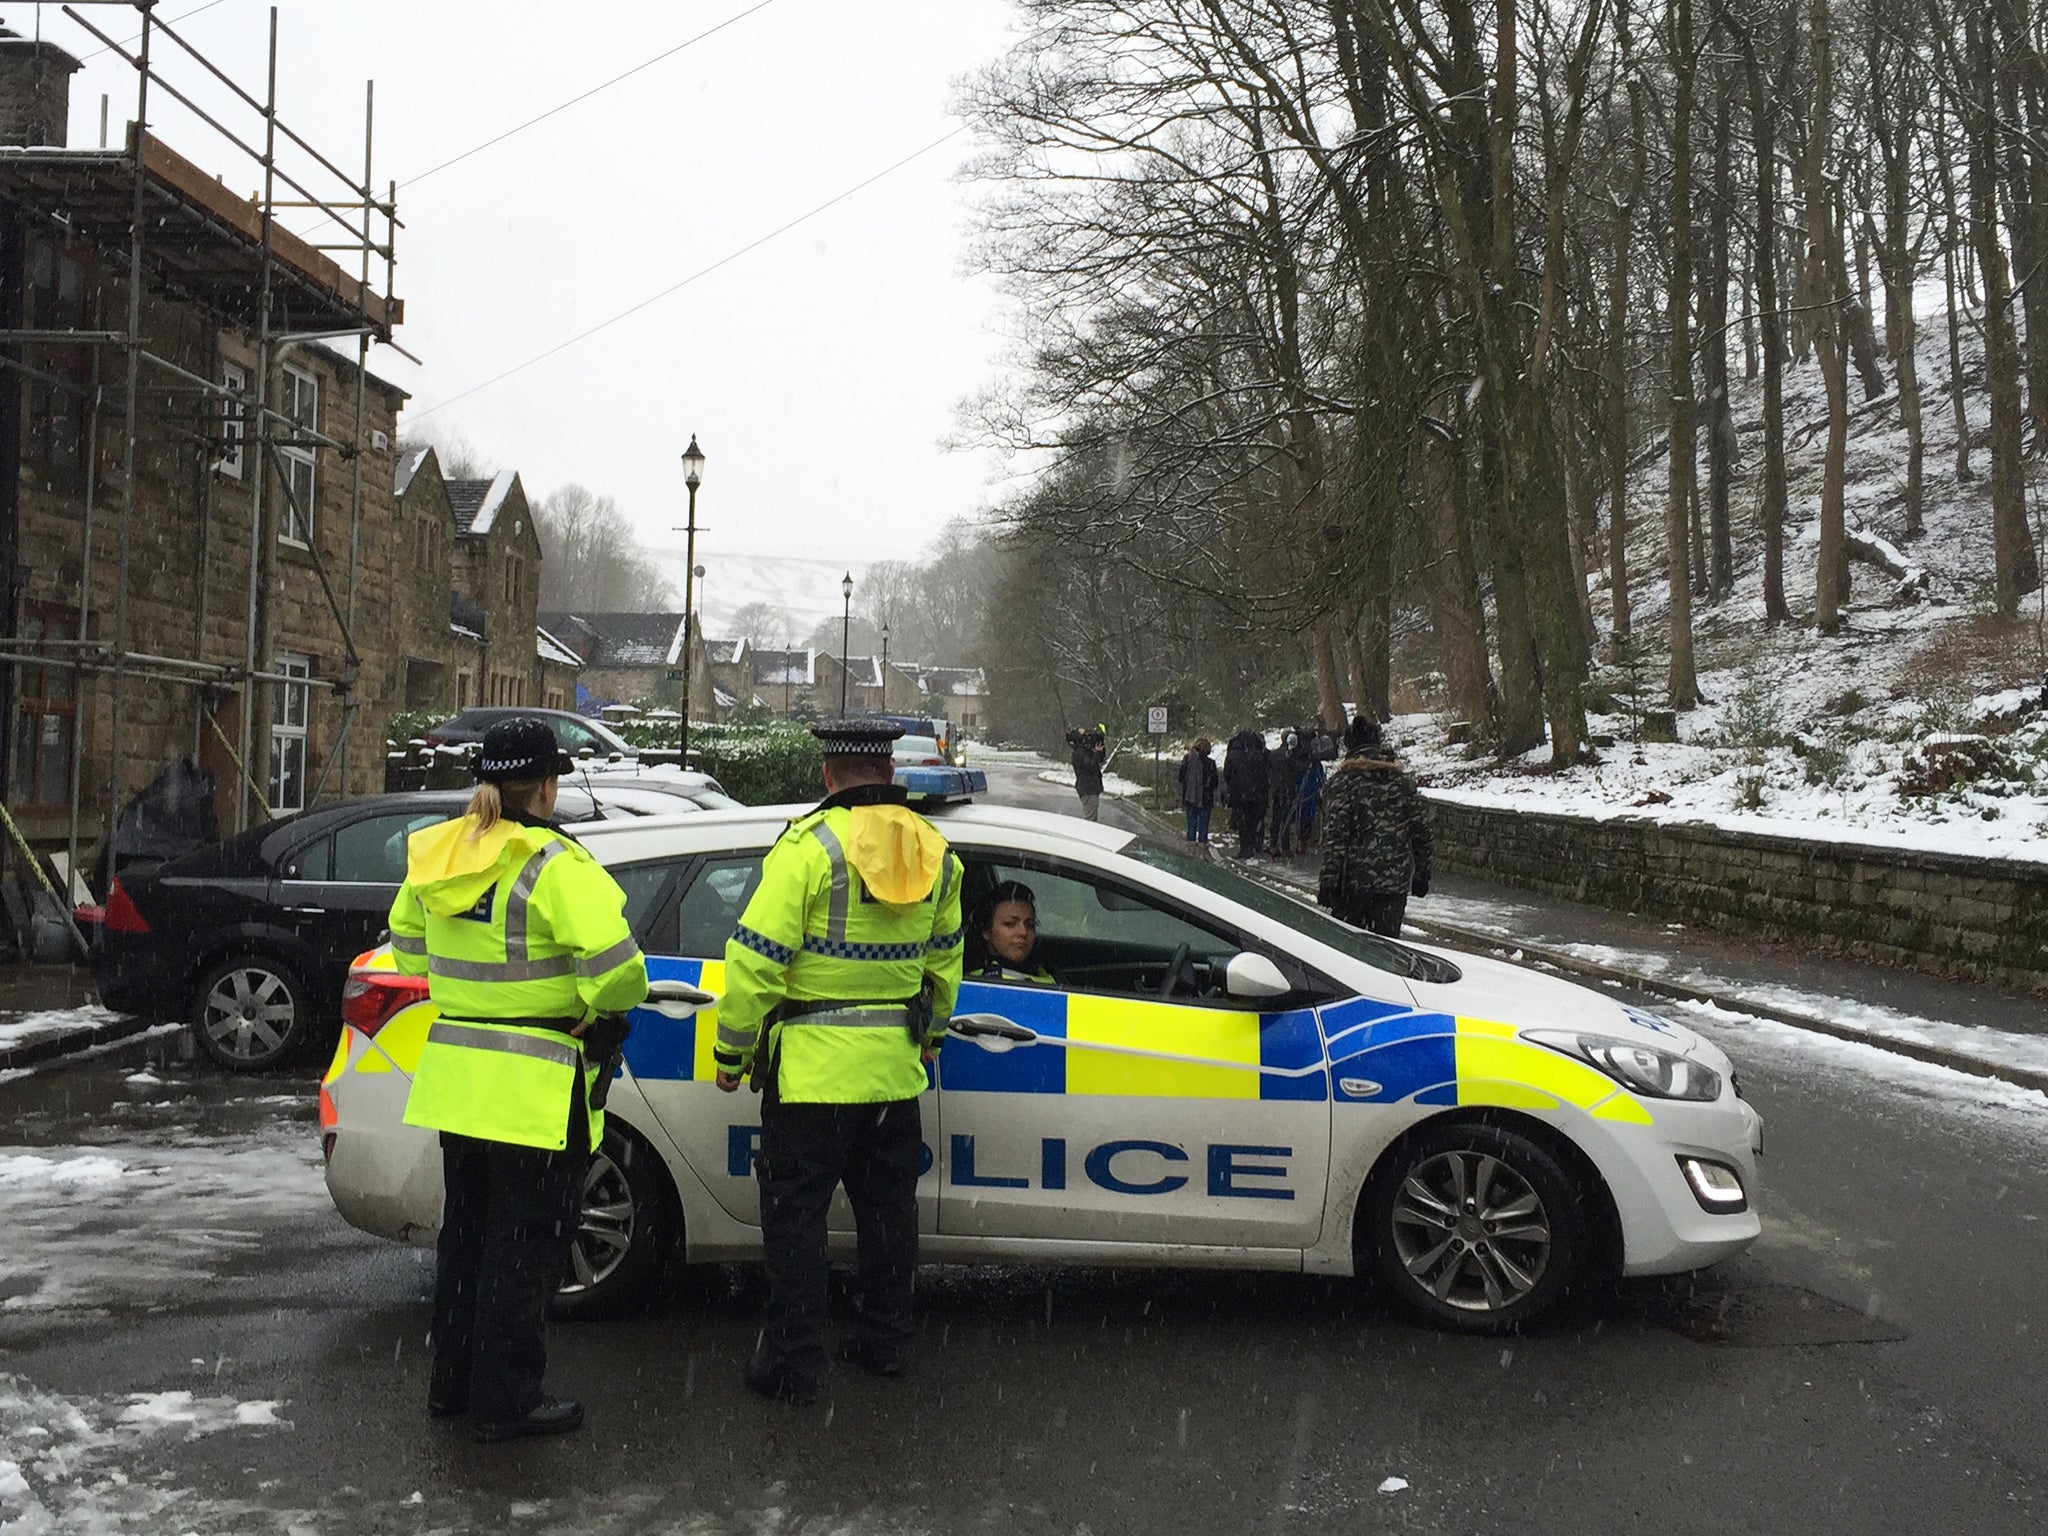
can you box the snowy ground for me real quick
[1034,763,1149,798]
[1368,303,2048,861]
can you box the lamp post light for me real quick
[676,435,705,763]
[838,571,855,714]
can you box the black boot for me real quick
[745,1349,819,1406]
[472,1396,584,1443]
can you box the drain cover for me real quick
[1655,1279,1908,1346]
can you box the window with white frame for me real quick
[218,361,247,479]
[278,365,318,545]
[269,653,311,813]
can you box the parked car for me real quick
[91,783,731,1072]
[892,734,950,768]
[323,795,1763,1332]
[420,707,641,762]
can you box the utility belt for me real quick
[750,985,935,1094]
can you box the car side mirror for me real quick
[643,980,717,1019]
[1224,951,1291,1000]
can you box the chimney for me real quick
[0,27,83,148]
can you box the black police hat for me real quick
[811,716,902,757]
[474,717,576,782]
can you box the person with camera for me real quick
[1067,724,1108,821]
[389,718,649,1442]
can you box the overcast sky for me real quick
[46,0,1021,578]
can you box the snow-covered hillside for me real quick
[1393,303,2048,860]
[643,547,876,637]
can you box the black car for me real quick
[91,785,728,1071]
[421,707,642,761]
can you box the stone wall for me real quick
[1424,796,2048,992]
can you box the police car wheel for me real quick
[190,953,313,1071]
[552,1126,675,1320]
[1365,1123,1586,1333]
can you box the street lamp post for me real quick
[676,435,705,763]
[880,621,890,711]
[838,572,855,714]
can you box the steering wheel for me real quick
[1157,941,1193,999]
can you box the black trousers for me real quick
[755,1094,922,1385]
[1232,802,1266,859]
[1338,892,1407,938]
[431,1103,588,1424]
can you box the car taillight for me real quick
[340,969,429,1036]
[921,756,943,765]
[104,879,149,935]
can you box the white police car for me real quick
[321,793,1762,1333]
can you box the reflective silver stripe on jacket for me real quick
[809,820,851,941]
[779,1006,911,1031]
[716,1020,756,1052]
[390,933,427,955]
[426,1019,580,1068]
[429,953,577,983]
[504,840,569,959]
[575,935,642,978]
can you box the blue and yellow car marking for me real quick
[1321,997,1650,1123]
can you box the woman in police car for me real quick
[975,880,1057,985]
[387,717,649,1444]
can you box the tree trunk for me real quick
[1421,434,1494,734]
[1607,190,1635,646]
[1993,0,2048,448]
[1873,87,1926,537]
[1310,619,1347,730]
[1704,63,1736,597]
[1840,180,1889,402]
[1971,11,2043,613]
[1742,21,1793,622]
[1666,0,1702,706]
[1945,232,1976,484]
[1807,0,1851,633]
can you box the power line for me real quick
[409,123,968,421]
[400,0,781,193]
[75,0,230,60]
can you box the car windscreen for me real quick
[1124,843,1458,983]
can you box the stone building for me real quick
[0,31,409,858]
[916,667,990,735]
[537,611,693,712]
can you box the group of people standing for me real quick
[1177,715,1432,939]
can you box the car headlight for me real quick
[1524,1030,1723,1101]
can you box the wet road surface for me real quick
[0,766,2040,1532]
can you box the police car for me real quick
[321,782,1763,1333]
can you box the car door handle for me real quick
[949,1014,1037,1043]
[283,906,327,916]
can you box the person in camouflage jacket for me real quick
[1315,716,1432,938]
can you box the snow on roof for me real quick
[704,636,748,665]
[394,444,431,499]
[535,624,582,668]
[663,617,693,668]
[712,686,736,708]
[921,666,986,697]
[450,621,482,643]
[753,646,816,686]
[536,611,687,667]
[446,469,518,537]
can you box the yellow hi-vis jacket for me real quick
[717,790,963,1103]
[389,814,649,1151]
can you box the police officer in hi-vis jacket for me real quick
[714,718,964,1404]
[389,717,649,1442]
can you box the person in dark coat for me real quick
[1176,737,1220,844]
[1315,716,1432,937]
[1068,726,1107,822]
[1269,729,1315,856]
[1220,728,1271,858]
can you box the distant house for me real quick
[816,654,925,716]
[535,624,582,712]
[919,667,989,734]
[446,471,544,710]
[538,611,689,713]
[702,637,758,717]
[752,647,819,716]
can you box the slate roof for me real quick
[921,666,987,697]
[752,647,817,686]
[393,444,432,499]
[445,469,517,536]
[537,611,689,668]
